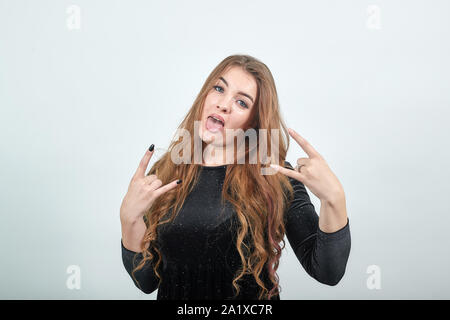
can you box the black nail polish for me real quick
[176,179,182,184]
[149,144,154,152]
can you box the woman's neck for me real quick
[202,143,233,166]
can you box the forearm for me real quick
[121,217,147,253]
[318,192,348,233]
[292,202,351,286]
[121,233,160,294]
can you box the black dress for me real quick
[121,161,351,300]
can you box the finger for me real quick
[148,178,163,191]
[288,128,321,159]
[296,158,309,166]
[134,145,155,179]
[152,179,182,198]
[143,174,157,185]
[295,164,306,173]
[270,164,304,181]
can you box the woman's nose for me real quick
[217,104,229,113]
[217,98,232,113]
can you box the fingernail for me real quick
[149,144,154,152]
[176,179,182,184]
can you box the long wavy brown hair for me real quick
[131,54,295,300]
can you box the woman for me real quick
[120,54,351,300]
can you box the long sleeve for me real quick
[121,239,160,294]
[283,161,351,286]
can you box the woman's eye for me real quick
[237,100,248,108]
[213,85,224,93]
[213,85,248,109]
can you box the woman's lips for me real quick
[206,116,224,133]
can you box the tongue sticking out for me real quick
[206,116,224,132]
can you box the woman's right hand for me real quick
[120,145,181,225]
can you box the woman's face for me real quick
[199,66,257,146]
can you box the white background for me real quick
[1,0,449,299]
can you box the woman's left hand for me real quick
[271,128,344,203]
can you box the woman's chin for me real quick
[202,134,213,144]
[200,128,223,144]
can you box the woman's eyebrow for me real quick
[219,77,254,103]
